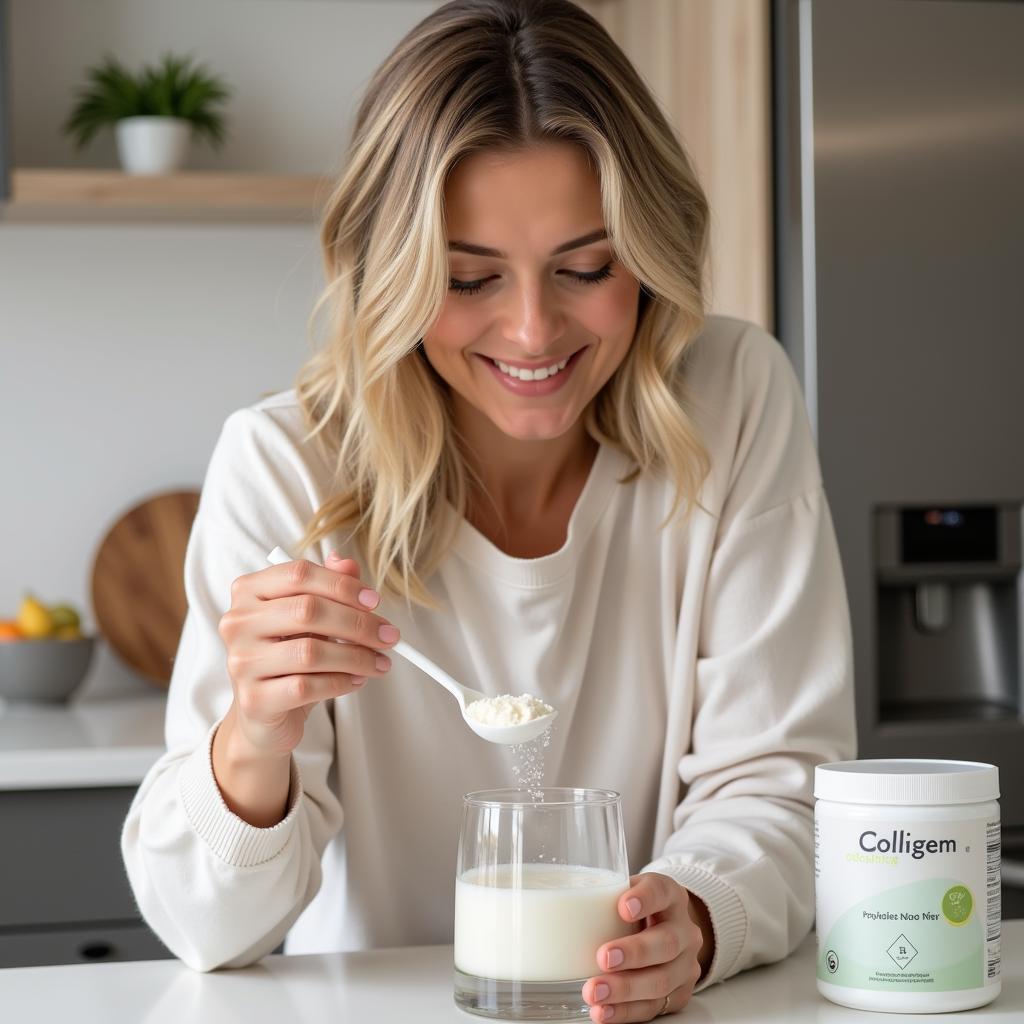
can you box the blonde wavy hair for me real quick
[293,0,711,609]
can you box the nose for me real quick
[501,278,566,355]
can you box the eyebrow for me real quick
[447,228,609,259]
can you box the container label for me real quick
[815,814,1001,991]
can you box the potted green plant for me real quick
[63,52,231,175]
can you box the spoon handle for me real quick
[390,640,473,711]
[265,547,474,711]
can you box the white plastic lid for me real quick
[815,759,999,806]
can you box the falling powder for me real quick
[509,721,555,802]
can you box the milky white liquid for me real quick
[454,863,633,982]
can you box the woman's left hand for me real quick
[583,872,714,1022]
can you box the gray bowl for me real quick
[0,636,97,703]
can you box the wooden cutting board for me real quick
[90,490,201,689]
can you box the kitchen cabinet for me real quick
[0,786,174,967]
[0,697,171,968]
[0,696,289,968]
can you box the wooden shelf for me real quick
[2,169,333,223]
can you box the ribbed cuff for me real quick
[178,718,303,868]
[640,860,748,992]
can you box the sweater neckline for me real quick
[445,441,630,587]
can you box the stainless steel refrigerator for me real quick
[773,0,1024,915]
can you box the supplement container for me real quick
[814,759,1000,1013]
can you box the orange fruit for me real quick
[0,621,25,642]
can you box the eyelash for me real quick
[448,262,615,296]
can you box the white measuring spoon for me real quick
[266,547,556,744]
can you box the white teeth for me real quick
[493,355,571,381]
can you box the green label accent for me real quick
[819,877,983,992]
[942,885,973,925]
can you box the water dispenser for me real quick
[875,504,1022,723]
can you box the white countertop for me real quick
[0,694,167,789]
[0,922,1020,1022]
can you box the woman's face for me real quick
[421,143,641,444]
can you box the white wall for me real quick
[1,0,439,701]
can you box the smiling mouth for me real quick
[482,347,583,381]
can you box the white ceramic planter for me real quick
[114,116,191,175]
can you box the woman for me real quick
[122,1,855,1020]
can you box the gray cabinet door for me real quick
[0,786,174,966]
[0,785,288,966]
[0,787,142,928]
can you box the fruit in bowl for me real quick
[0,594,96,702]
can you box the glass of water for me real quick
[454,788,635,1021]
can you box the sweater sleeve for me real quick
[120,408,345,972]
[640,327,857,991]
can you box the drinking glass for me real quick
[454,788,634,1021]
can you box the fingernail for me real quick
[601,1007,615,1022]
[358,588,380,608]
[626,898,642,920]
[605,948,624,969]
[593,983,610,1002]
[375,655,391,672]
[378,624,400,643]
[327,550,340,562]
[351,676,368,687]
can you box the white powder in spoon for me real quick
[465,693,554,727]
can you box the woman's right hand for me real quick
[217,551,400,759]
